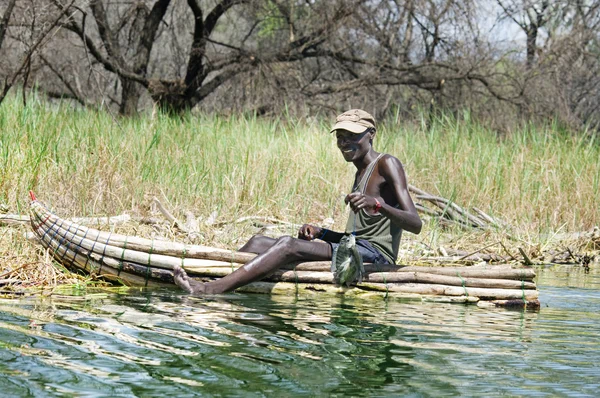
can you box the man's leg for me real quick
[238,235,277,254]
[174,236,332,295]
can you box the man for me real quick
[174,109,422,294]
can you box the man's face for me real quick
[336,129,372,162]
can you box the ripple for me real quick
[0,267,597,396]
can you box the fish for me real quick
[331,234,365,286]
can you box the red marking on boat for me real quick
[29,191,37,201]
[32,213,52,231]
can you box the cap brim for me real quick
[329,121,369,134]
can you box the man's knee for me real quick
[240,235,274,253]
[273,236,301,258]
[248,235,269,246]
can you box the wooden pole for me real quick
[234,281,478,303]
[231,280,536,300]
[183,267,536,289]
[187,262,536,280]
[360,282,539,300]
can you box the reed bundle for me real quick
[29,197,539,307]
[30,201,255,264]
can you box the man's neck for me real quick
[353,149,379,171]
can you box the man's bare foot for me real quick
[173,265,208,295]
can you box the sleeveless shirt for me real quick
[345,154,402,264]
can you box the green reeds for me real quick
[0,92,598,236]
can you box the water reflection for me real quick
[0,265,597,396]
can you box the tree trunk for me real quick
[526,26,537,69]
[120,78,142,116]
[150,82,192,115]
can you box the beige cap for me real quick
[330,109,376,134]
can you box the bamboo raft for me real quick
[29,194,540,308]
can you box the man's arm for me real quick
[346,156,422,234]
[298,224,344,243]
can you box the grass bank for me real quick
[0,95,599,288]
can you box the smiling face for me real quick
[336,128,374,162]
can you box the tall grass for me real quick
[1,94,598,237]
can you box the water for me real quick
[0,265,598,397]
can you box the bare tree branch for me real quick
[0,0,17,48]
[0,0,78,105]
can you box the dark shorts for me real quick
[329,239,392,265]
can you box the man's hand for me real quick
[345,192,379,213]
[298,224,323,240]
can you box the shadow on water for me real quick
[0,264,598,397]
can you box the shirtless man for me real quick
[174,109,422,295]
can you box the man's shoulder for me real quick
[380,153,401,161]
[377,153,406,181]
[379,153,404,169]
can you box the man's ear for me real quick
[369,129,376,143]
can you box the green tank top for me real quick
[345,153,402,263]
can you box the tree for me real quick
[0,0,75,106]
[496,0,562,68]
[48,0,363,115]
[3,0,598,130]
[291,0,521,119]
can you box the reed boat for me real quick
[29,193,540,308]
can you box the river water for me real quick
[0,265,598,397]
